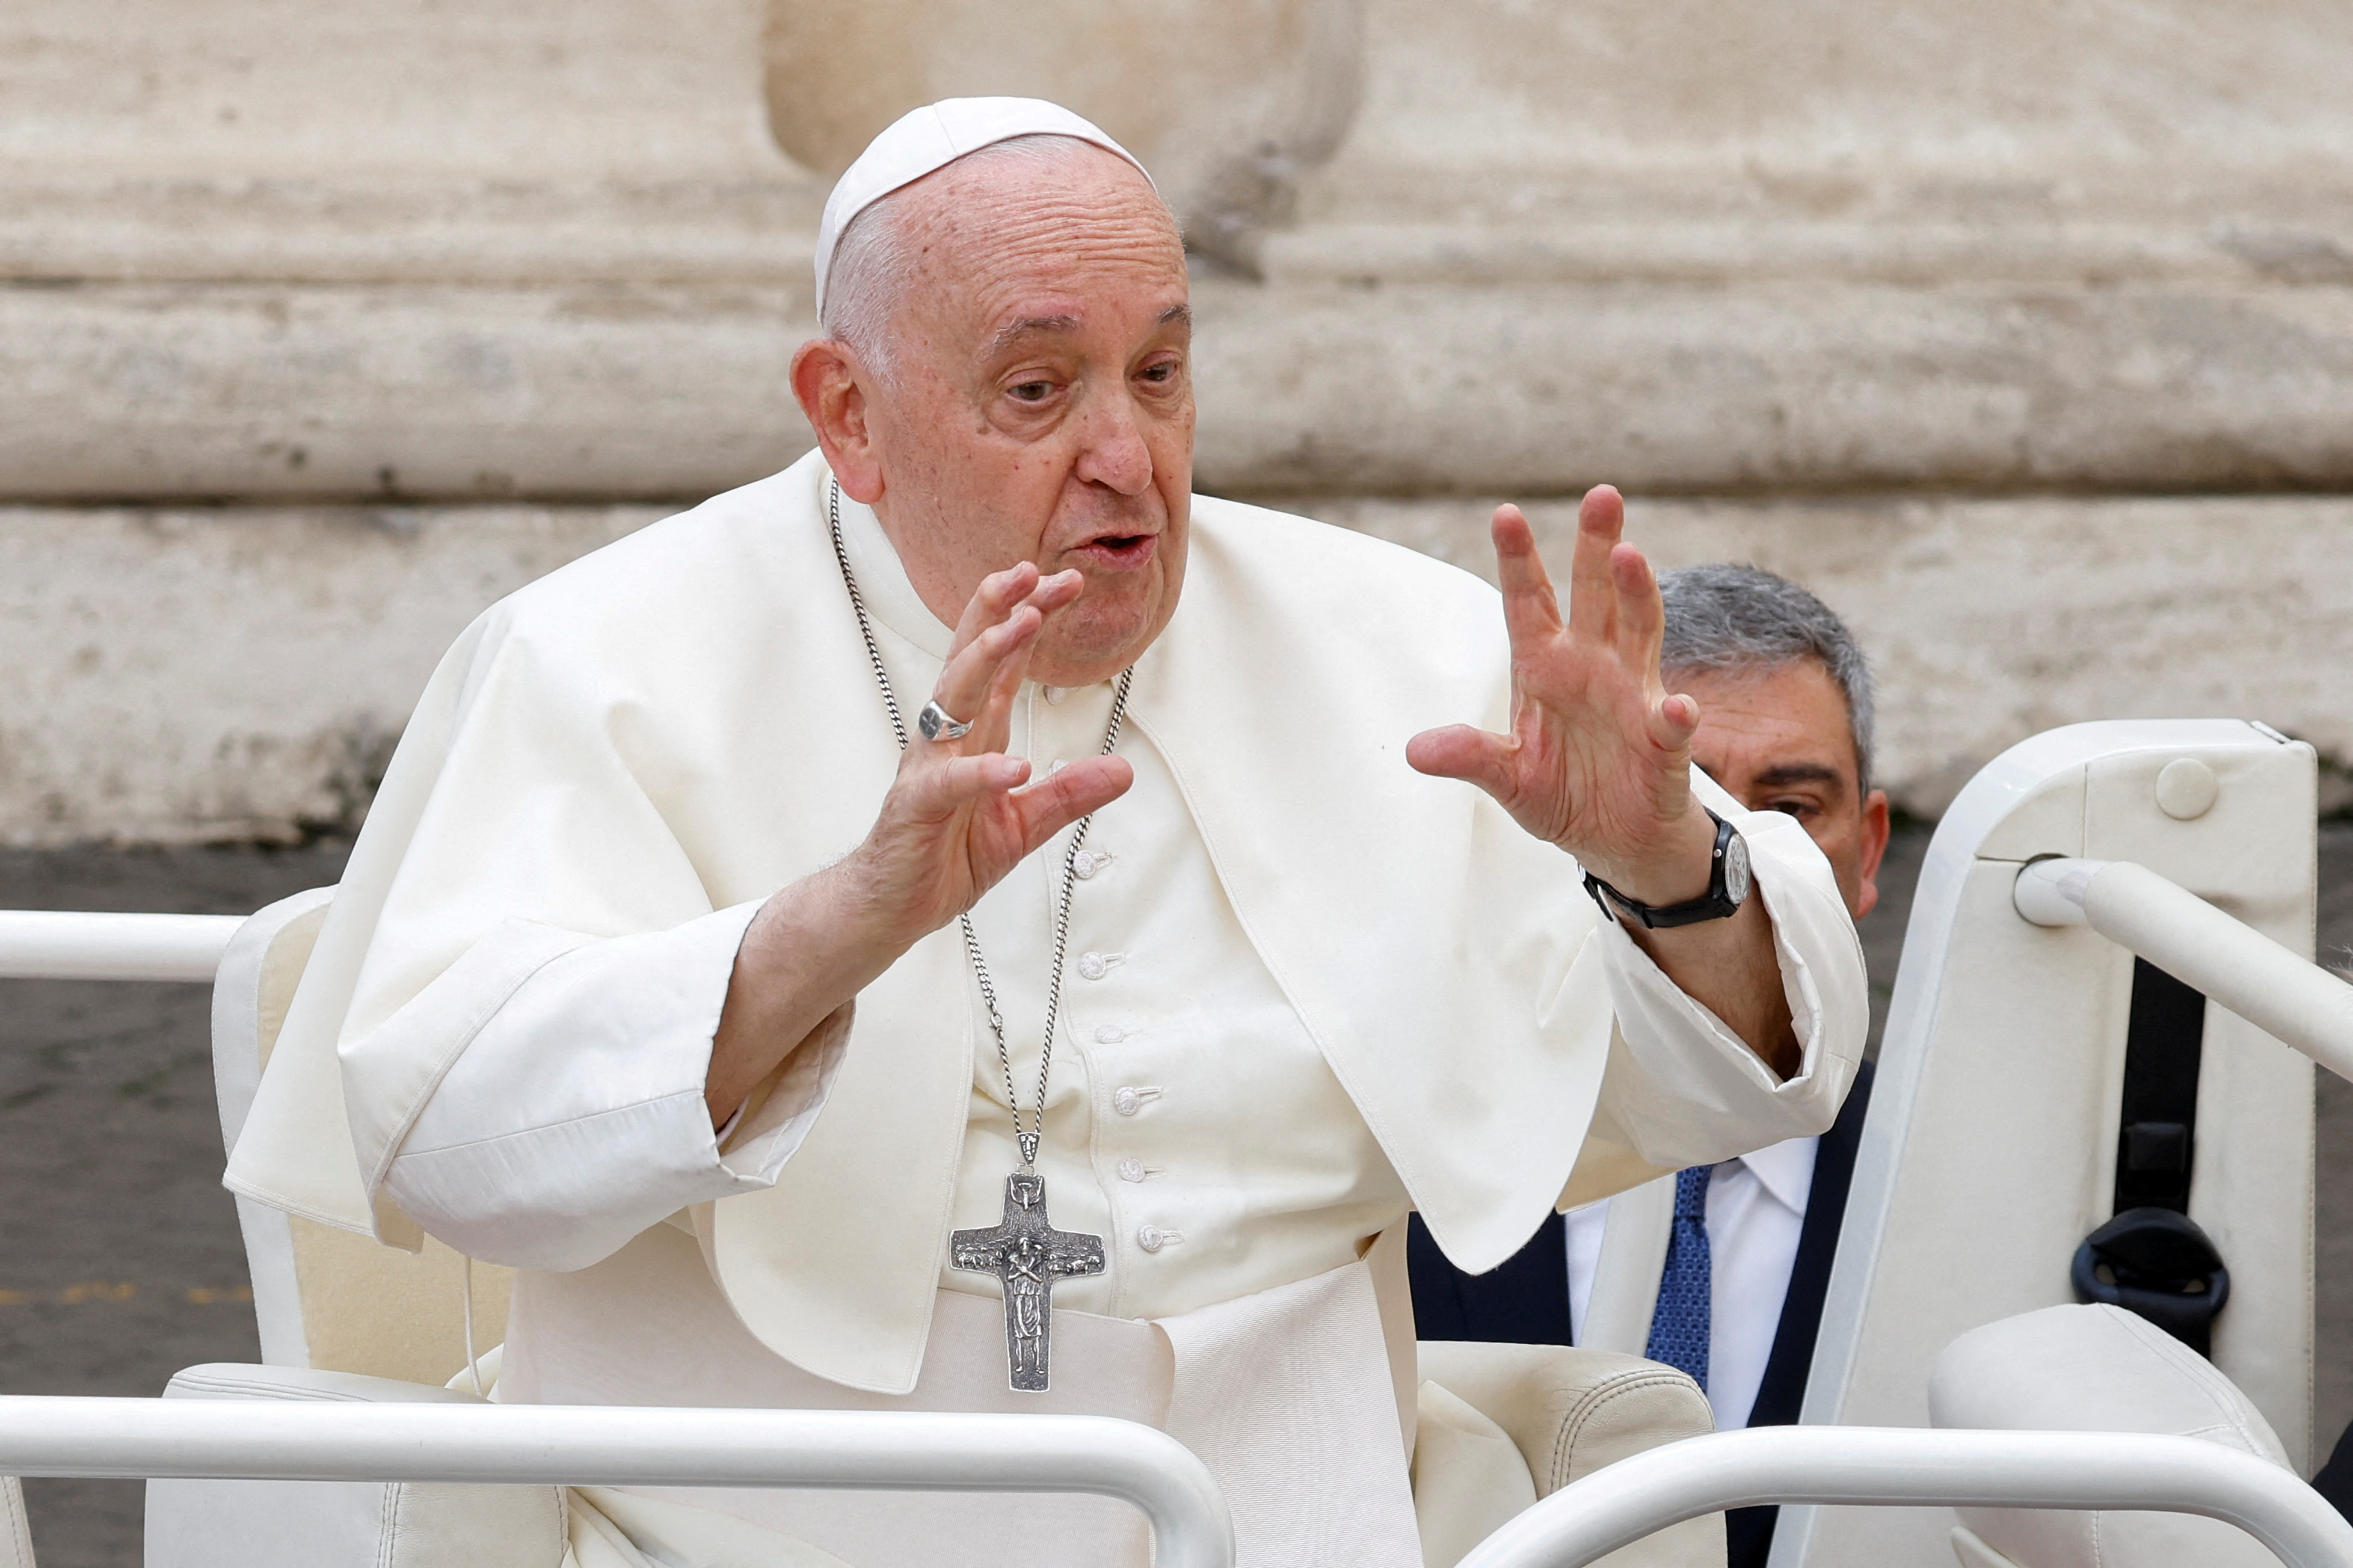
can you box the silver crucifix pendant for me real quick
[950,1171,1106,1391]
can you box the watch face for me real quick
[1723,830,1753,906]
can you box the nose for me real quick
[1071,383,1153,498]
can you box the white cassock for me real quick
[226,449,1866,1568]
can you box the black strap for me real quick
[2114,958,2206,1213]
[2071,957,2229,1354]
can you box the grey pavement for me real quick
[1,828,2350,1565]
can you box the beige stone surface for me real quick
[2,496,2344,843]
[2,0,2349,841]
[3,0,2350,508]
[0,504,660,844]
[8,275,2351,502]
[1309,493,2353,816]
[0,283,812,502]
[763,0,1360,264]
[1191,279,2353,495]
[0,0,783,177]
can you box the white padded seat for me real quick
[2,1476,31,1568]
[1929,1303,2292,1568]
[144,1363,565,1568]
[1417,1341,1724,1568]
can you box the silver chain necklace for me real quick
[827,477,1127,1391]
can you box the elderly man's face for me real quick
[1673,660,1891,919]
[812,145,1193,689]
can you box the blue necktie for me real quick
[1645,1164,1714,1391]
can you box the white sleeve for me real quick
[362,901,850,1272]
[1586,788,1867,1172]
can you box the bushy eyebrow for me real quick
[983,302,1191,359]
[984,314,1081,357]
[1752,762,1849,791]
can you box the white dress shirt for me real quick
[1565,1135,1820,1430]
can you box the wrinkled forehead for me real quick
[900,141,1179,259]
[895,151,1186,336]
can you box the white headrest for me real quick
[815,97,1152,317]
[1930,1304,2289,1568]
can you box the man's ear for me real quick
[1855,787,1892,919]
[790,338,886,504]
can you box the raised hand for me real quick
[852,561,1135,946]
[709,563,1133,1120]
[1407,486,1715,903]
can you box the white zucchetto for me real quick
[814,97,1153,315]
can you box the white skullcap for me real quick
[814,97,1154,318]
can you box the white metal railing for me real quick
[0,1398,1235,1568]
[1457,1426,2353,1568]
[0,910,242,981]
[2013,857,2353,1082]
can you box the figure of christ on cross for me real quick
[951,1171,1108,1391]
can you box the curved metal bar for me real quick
[1455,1427,2353,1568]
[0,1397,1234,1568]
[0,910,243,981]
[2013,857,2353,1082]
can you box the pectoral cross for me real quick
[951,1171,1106,1392]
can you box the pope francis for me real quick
[227,98,1865,1568]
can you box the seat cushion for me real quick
[145,1362,565,1568]
[1418,1340,1724,1568]
[1929,1303,2290,1568]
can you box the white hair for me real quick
[821,133,1172,379]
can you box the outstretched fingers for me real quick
[1491,504,1564,653]
[1012,756,1135,853]
[1651,688,1702,753]
[897,751,1035,822]
[928,605,1041,754]
[1566,485,1626,649]
[1610,536,1666,675]
[1405,723,1517,800]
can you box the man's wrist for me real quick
[1575,803,1720,908]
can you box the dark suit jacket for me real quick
[1407,1060,1875,1568]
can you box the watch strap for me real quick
[1582,810,1746,930]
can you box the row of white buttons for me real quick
[1062,844,1169,1250]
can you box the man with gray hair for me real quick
[1411,562,1888,1568]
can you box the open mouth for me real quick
[1072,532,1158,571]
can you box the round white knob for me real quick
[1073,851,1100,879]
[1118,1158,1147,1183]
[1136,1225,1165,1253]
[1113,1087,1142,1116]
[1094,1023,1126,1043]
[2155,757,2220,821]
[1077,953,1108,980]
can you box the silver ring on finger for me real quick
[918,698,976,742]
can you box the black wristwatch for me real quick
[1582,809,1752,929]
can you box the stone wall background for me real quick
[3,0,2350,842]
